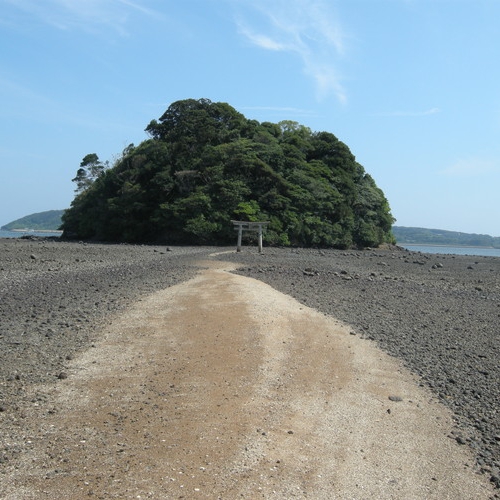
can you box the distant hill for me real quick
[1,210,65,231]
[393,226,500,248]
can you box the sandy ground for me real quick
[1,256,494,499]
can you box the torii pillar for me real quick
[231,221,269,253]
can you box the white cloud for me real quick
[233,0,347,103]
[236,26,288,51]
[440,157,499,177]
[117,0,158,17]
[2,0,161,36]
[305,62,347,104]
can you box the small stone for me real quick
[388,395,403,402]
[57,372,68,380]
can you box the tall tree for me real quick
[72,153,107,193]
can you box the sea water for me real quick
[402,244,500,257]
[0,229,62,239]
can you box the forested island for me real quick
[61,98,394,248]
[1,210,64,231]
[393,226,500,248]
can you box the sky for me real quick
[1,0,500,236]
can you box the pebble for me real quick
[388,395,403,402]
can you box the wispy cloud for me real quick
[374,107,441,117]
[233,0,347,103]
[2,0,162,36]
[237,28,289,51]
[440,157,499,177]
[117,0,159,17]
[0,74,136,135]
[240,105,314,114]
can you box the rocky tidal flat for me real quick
[0,238,499,491]
[219,246,500,489]
[0,239,211,466]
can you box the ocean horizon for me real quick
[0,229,63,239]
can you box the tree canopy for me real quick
[61,98,395,248]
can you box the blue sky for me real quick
[1,0,499,236]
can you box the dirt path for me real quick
[2,258,494,499]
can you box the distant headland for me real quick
[1,210,64,232]
[392,226,500,248]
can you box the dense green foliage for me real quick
[2,210,64,231]
[61,98,395,248]
[393,226,500,248]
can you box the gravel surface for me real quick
[217,246,500,489]
[1,238,499,491]
[0,239,212,384]
[0,237,216,468]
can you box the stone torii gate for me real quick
[231,220,269,253]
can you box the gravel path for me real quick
[217,246,500,490]
[0,238,214,467]
[1,258,494,499]
[0,239,211,385]
[0,238,499,492]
